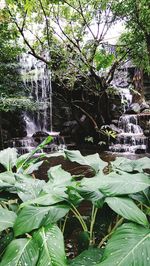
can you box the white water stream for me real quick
[20,53,53,135]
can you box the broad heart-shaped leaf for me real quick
[20,192,63,208]
[0,238,39,266]
[98,223,150,266]
[47,164,72,187]
[69,247,103,265]
[97,171,150,196]
[78,177,105,207]
[0,207,17,232]
[105,197,148,226]
[111,156,150,173]
[0,148,18,171]
[133,157,150,172]
[44,165,73,199]
[0,172,16,184]
[111,157,135,172]
[64,150,107,173]
[15,174,46,202]
[14,205,69,236]
[34,224,67,266]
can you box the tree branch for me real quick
[7,7,50,65]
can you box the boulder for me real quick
[32,131,49,143]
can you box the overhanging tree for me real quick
[4,0,129,141]
[112,0,150,73]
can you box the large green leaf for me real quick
[111,157,135,172]
[20,192,63,208]
[97,171,150,196]
[69,247,103,265]
[105,197,148,226]
[64,150,107,173]
[98,223,150,266]
[15,174,45,202]
[0,172,16,184]
[0,181,14,191]
[78,177,105,207]
[0,148,18,171]
[0,238,39,266]
[0,207,17,232]
[133,157,150,172]
[42,165,73,199]
[34,224,67,266]
[0,230,14,258]
[79,171,150,198]
[14,205,69,236]
[111,156,150,173]
[47,164,72,188]
[130,187,150,206]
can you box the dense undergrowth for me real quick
[0,137,149,265]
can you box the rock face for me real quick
[0,111,26,149]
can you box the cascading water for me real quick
[109,114,148,153]
[9,53,65,154]
[20,53,53,133]
[109,63,149,153]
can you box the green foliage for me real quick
[113,0,150,72]
[0,142,149,265]
[70,247,103,265]
[0,238,39,266]
[97,223,150,266]
[34,224,67,266]
[94,50,115,71]
[0,11,32,112]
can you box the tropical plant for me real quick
[0,140,149,265]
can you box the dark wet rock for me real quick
[144,130,150,137]
[32,131,49,138]
[141,109,150,113]
[135,149,146,154]
[32,131,49,143]
[63,121,78,128]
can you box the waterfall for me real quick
[109,114,148,153]
[6,53,66,154]
[24,114,39,137]
[20,53,53,134]
[109,63,149,153]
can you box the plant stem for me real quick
[71,204,88,232]
[98,217,124,248]
[62,213,69,234]
[89,206,98,245]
